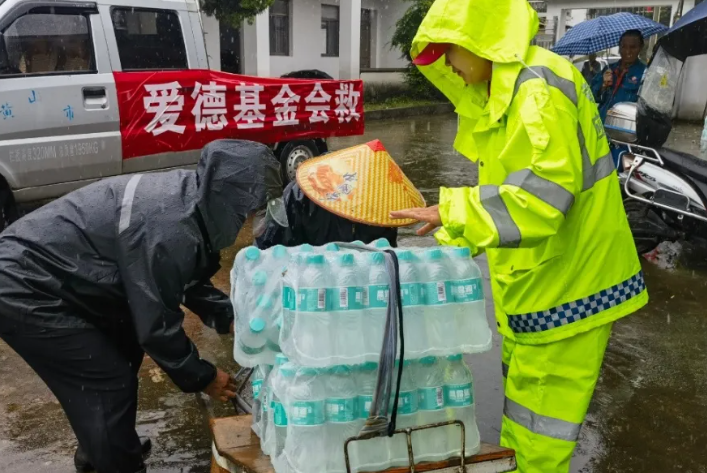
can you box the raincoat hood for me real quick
[196,140,282,250]
[412,0,539,127]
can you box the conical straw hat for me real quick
[296,140,426,227]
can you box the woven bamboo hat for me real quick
[296,140,425,227]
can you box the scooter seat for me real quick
[659,148,707,182]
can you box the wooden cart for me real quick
[208,415,516,473]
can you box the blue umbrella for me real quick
[552,12,668,56]
[660,1,707,60]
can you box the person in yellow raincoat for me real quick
[390,0,648,471]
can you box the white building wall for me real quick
[371,0,408,69]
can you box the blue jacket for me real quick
[591,61,647,121]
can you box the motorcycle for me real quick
[603,2,707,254]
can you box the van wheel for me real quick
[278,140,319,183]
[0,177,18,232]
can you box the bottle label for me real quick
[262,388,270,412]
[401,283,424,307]
[358,395,373,419]
[282,286,294,310]
[424,281,454,305]
[444,383,473,407]
[297,288,328,312]
[452,278,484,303]
[419,386,445,410]
[394,390,419,415]
[273,401,288,426]
[366,285,389,308]
[252,379,263,399]
[326,397,357,423]
[290,400,326,426]
[330,287,364,311]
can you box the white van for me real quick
[0,0,337,228]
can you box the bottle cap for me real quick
[369,252,385,264]
[245,247,261,261]
[446,354,463,362]
[326,243,340,252]
[340,253,354,265]
[419,356,437,365]
[300,244,314,253]
[280,365,297,377]
[249,317,266,333]
[306,254,325,265]
[352,240,365,246]
[272,245,289,258]
[426,248,444,260]
[452,247,471,258]
[275,353,289,366]
[252,271,267,286]
[397,250,414,261]
[374,238,391,248]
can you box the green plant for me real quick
[200,0,275,27]
[390,0,445,101]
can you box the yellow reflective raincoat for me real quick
[412,1,648,471]
[412,0,647,345]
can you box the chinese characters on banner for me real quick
[114,70,364,160]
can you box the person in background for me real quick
[591,29,647,121]
[581,52,602,84]
[0,140,285,473]
[391,0,648,471]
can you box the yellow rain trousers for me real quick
[412,0,648,471]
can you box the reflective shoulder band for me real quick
[504,169,574,215]
[504,397,581,442]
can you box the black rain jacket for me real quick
[0,140,279,393]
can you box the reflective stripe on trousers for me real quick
[479,66,615,248]
[500,322,613,473]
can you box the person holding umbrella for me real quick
[591,29,647,121]
[390,0,648,471]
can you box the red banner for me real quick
[113,70,365,160]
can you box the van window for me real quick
[111,8,187,71]
[0,12,95,76]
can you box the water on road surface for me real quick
[2,115,707,472]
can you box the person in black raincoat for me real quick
[0,140,284,473]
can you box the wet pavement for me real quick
[2,115,707,472]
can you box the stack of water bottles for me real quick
[231,239,492,472]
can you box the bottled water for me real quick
[332,253,364,362]
[325,243,340,252]
[299,243,314,253]
[240,317,267,355]
[448,247,491,352]
[413,357,449,462]
[280,255,301,353]
[353,363,389,470]
[443,354,480,457]
[371,238,391,249]
[263,354,289,455]
[292,254,332,365]
[397,250,427,357]
[351,240,365,246]
[389,360,420,467]
[423,249,456,354]
[363,252,389,357]
[325,366,359,472]
[252,364,272,438]
[285,368,327,473]
[272,363,296,462]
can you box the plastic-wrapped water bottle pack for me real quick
[252,355,480,473]
[231,240,492,368]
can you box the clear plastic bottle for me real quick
[325,366,360,472]
[280,256,301,357]
[272,363,296,463]
[353,362,389,470]
[251,364,272,438]
[448,247,491,353]
[239,317,267,355]
[371,238,391,249]
[364,252,389,358]
[413,356,449,462]
[389,360,420,467]
[443,354,480,457]
[423,249,455,355]
[262,354,289,455]
[285,367,327,473]
[326,242,340,252]
[292,254,332,366]
[332,253,364,362]
[397,250,427,357]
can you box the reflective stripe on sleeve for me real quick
[119,174,143,234]
[514,66,578,107]
[479,185,521,248]
[504,169,575,215]
[504,397,582,442]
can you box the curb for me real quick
[365,102,454,121]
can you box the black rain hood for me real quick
[196,140,283,251]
